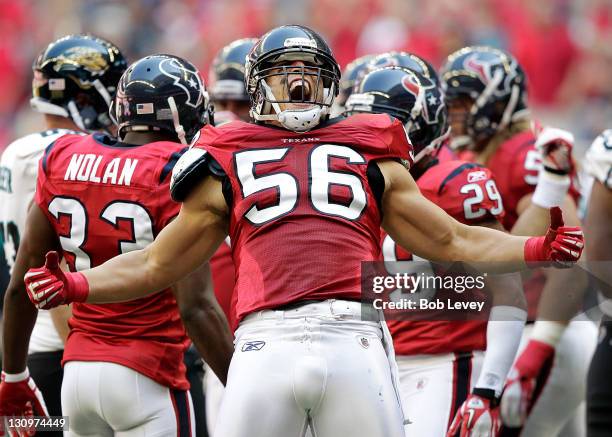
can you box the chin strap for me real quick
[168,96,187,144]
[251,79,333,132]
[30,98,69,118]
[67,101,86,131]
[412,126,451,163]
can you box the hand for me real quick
[523,207,583,267]
[500,339,555,427]
[535,127,574,175]
[24,251,89,310]
[447,389,501,437]
[0,370,49,437]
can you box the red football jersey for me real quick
[436,143,457,163]
[210,240,237,330]
[191,114,412,322]
[384,160,504,355]
[35,133,191,390]
[482,130,539,230]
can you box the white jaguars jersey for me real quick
[584,129,612,189]
[0,128,80,353]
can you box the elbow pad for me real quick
[170,148,226,201]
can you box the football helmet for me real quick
[367,51,439,85]
[209,38,257,102]
[337,54,375,107]
[440,46,529,146]
[111,54,212,144]
[31,34,127,133]
[345,66,447,162]
[245,24,341,132]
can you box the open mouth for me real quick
[289,79,311,101]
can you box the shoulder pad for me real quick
[585,130,612,188]
[170,147,226,201]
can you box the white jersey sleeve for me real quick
[584,129,612,189]
[0,128,79,353]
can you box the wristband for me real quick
[476,305,527,396]
[2,368,29,383]
[65,271,90,303]
[530,320,565,347]
[524,236,546,266]
[472,387,500,406]
[531,171,570,208]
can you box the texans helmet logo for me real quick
[401,73,421,98]
[464,53,493,83]
[158,58,204,108]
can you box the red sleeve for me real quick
[379,117,414,167]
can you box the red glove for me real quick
[500,339,555,428]
[447,389,501,437]
[524,207,583,267]
[0,370,49,437]
[534,126,575,175]
[24,251,89,310]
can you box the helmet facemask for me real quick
[248,51,339,132]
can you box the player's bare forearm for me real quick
[3,205,60,372]
[173,263,233,385]
[512,196,550,236]
[512,194,577,236]
[378,160,528,268]
[3,282,38,373]
[83,176,229,303]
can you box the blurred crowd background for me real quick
[0,0,610,155]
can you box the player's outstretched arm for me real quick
[25,175,229,308]
[378,160,583,269]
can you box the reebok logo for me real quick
[241,341,266,352]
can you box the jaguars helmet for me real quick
[31,34,127,133]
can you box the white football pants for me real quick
[397,351,484,436]
[62,361,195,436]
[213,299,406,437]
[517,318,597,437]
[203,363,224,436]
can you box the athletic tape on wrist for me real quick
[531,320,565,347]
[532,170,570,208]
[2,368,29,382]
